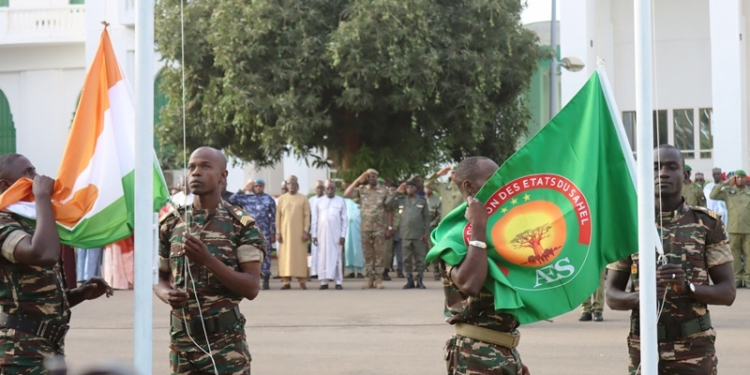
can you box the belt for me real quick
[630,313,712,342]
[0,312,69,347]
[454,323,520,349]
[171,306,241,336]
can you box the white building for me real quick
[0,0,328,195]
[561,0,750,176]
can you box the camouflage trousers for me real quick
[444,335,526,375]
[626,330,717,375]
[0,329,63,375]
[581,271,605,313]
[361,230,385,279]
[170,336,251,375]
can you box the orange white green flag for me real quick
[0,29,169,248]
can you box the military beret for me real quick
[684,165,692,171]
[365,168,379,176]
[735,169,747,177]
[406,180,419,187]
[377,177,385,183]
[254,178,265,186]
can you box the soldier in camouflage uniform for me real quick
[710,169,750,288]
[437,157,529,375]
[155,148,265,375]
[682,165,707,208]
[229,178,276,290]
[344,168,391,289]
[606,145,736,375]
[0,154,112,374]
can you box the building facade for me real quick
[561,0,749,176]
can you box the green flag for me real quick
[425,68,638,324]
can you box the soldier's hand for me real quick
[521,364,531,375]
[657,264,688,294]
[270,234,276,243]
[183,233,212,265]
[464,196,488,228]
[312,237,318,246]
[167,288,189,309]
[78,277,113,300]
[420,234,428,242]
[728,176,737,186]
[385,229,395,239]
[302,232,311,242]
[277,233,283,244]
[339,237,345,246]
[397,183,407,194]
[32,175,56,199]
[438,166,452,176]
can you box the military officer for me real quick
[0,154,112,374]
[710,169,750,288]
[607,145,735,375]
[682,165,706,207]
[386,180,431,289]
[155,147,265,375]
[343,168,391,289]
[229,178,276,290]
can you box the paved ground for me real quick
[62,275,750,375]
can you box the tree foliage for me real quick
[155,0,543,181]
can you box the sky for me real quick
[521,0,556,25]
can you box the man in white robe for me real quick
[311,180,348,289]
[308,180,325,277]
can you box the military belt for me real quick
[630,313,712,342]
[0,312,69,346]
[454,323,520,349]
[171,306,241,336]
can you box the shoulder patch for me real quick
[159,205,181,224]
[690,205,719,220]
[225,203,255,227]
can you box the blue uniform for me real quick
[229,191,276,276]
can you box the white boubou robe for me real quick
[311,195,348,284]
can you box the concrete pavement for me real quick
[63,277,750,374]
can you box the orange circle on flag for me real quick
[491,201,567,267]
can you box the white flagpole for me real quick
[134,0,155,373]
[634,0,658,374]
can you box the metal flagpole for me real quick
[549,0,558,119]
[134,0,155,373]
[634,0,658,374]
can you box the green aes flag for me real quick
[425,68,638,324]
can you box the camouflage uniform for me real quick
[0,213,70,375]
[439,262,526,375]
[159,201,265,375]
[683,182,707,208]
[710,183,750,284]
[350,184,391,287]
[608,202,733,375]
[229,192,276,277]
[386,194,430,278]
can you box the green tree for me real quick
[155,0,542,181]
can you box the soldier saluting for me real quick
[155,147,266,375]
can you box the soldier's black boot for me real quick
[382,270,392,281]
[416,275,426,289]
[403,275,415,289]
[261,275,270,290]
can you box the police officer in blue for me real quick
[230,178,277,290]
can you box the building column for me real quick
[710,0,748,172]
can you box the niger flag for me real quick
[0,29,169,248]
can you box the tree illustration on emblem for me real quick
[511,224,555,265]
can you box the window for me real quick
[673,109,695,159]
[699,108,712,159]
[622,111,636,152]
[619,110,668,151]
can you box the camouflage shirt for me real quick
[350,183,391,232]
[0,212,70,363]
[159,201,265,348]
[426,195,442,229]
[439,261,519,333]
[608,202,732,326]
